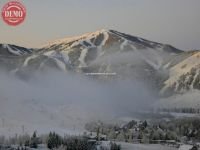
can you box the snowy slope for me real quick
[1,29,200,135]
[2,30,199,91]
[0,44,32,56]
[1,29,193,94]
[2,29,200,110]
[40,29,182,71]
[161,50,200,94]
[0,30,184,91]
[7,29,182,90]
[0,29,183,74]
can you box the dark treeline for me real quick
[158,107,200,114]
[0,131,121,150]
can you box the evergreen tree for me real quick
[47,132,62,149]
[30,131,38,148]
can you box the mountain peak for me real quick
[41,29,110,48]
[41,29,182,55]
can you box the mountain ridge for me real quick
[0,29,200,101]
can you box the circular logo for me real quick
[1,1,26,26]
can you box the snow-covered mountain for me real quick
[1,29,200,109]
[1,29,186,89]
[2,29,200,137]
[1,29,200,135]
[40,29,182,71]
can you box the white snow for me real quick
[101,30,109,46]
[40,29,182,75]
[131,46,163,70]
[78,48,88,67]
[162,51,200,92]
[138,38,144,42]
[163,62,171,69]
[98,141,178,150]
[118,142,177,150]
[178,144,193,150]
[43,50,55,56]
[120,40,128,50]
[23,55,38,67]
[42,29,109,49]
[54,59,67,71]
[60,51,70,64]
[5,44,22,56]
[43,51,71,71]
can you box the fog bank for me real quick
[0,70,155,136]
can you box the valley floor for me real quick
[0,143,179,150]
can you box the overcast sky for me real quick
[0,0,200,50]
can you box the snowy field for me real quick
[5,143,180,150]
[119,143,178,150]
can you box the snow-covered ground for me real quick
[121,144,177,150]
[98,141,178,150]
[178,144,193,150]
[118,143,177,150]
[7,143,180,150]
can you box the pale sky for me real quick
[0,0,200,50]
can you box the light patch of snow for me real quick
[97,30,109,56]
[23,55,38,67]
[54,59,67,71]
[101,30,109,46]
[43,50,56,56]
[43,51,71,71]
[5,44,22,56]
[2,44,7,48]
[39,51,70,71]
[120,40,128,50]
[190,70,200,89]
[44,51,70,64]
[132,46,163,70]
[85,39,95,47]
[99,141,176,150]
[70,40,81,48]
[178,144,193,150]
[38,60,47,70]
[163,62,171,69]
[70,38,96,49]
[60,51,70,64]
[138,38,144,42]
[117,142,177,150]
[78,48,88,67]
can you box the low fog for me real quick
[0,69,156,136]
